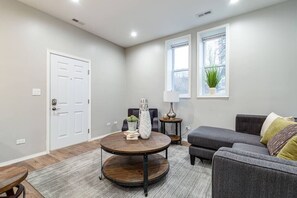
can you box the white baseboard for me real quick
[0,131,121,167]
[0,151,48,167]
[89,131,121,141]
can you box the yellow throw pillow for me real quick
[277,136,297,161]
[260,112,295,137]
[260,118,296,145]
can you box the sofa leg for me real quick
[199,158,204,164]
[190,155,195,165]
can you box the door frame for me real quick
[46,49,92,153]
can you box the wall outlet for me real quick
[185,126,191,131]
[106,122,111,126]
[113,121,118,125]
[16,139,26,145]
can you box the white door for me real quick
[50,53,89,150]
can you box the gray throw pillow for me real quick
[267,125,297,156]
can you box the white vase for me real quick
[139,111,152,139]
[138,98,152,139]
[209,88,216,95]
[127,121,137,131]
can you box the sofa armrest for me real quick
[152,117,159,132]
[235,114,267,135]
[212,147,297,198]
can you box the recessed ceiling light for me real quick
[131,31,138,38]
[230,0,239,4]
[71,0,80,4]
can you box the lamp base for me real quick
[167,102,176,119]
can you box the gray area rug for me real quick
[28,145,211,198]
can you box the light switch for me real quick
[16,139,26,145]
[32,88,41,96]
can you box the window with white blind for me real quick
[165,35,191,98]
[197,25,229,97]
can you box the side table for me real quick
[160,118,183,145]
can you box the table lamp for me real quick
[163,91,180,119]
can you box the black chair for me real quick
[122,108,159,132]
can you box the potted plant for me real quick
[127,115,138,131]
[205,66,221,95]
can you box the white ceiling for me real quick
[18,0,287,48]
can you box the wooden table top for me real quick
[159,118,183,123]
[0,166,28,194]
[100,132,171,155]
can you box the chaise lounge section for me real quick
[188,114,268,164]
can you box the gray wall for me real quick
[125,1,297,133]
[0,0,126,163]
[1,0,296,164]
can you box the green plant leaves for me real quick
[205,66,221,88]
[127,115,138,122]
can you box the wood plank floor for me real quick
[1,139,189,198]
[1,139,102,198]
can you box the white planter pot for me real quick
[209,88,216,95]
[127,121,137,131]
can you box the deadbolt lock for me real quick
[52,98,57,106]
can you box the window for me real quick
[197,25,229,97]
[165,35,191,98]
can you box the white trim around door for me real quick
[46,50,91,152]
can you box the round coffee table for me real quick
[100,132,171,197]
[0,166,28,197]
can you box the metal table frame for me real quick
[99,146,169,197]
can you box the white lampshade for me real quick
[163,91,180,103]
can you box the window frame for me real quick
[197,24,230,98]
[165,34,191,98]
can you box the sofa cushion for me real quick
[260,112,295,137]
[261,118,296,144]
[188,126,264,150]
[260,112,280,137]
[267,125,297,156]
[233,143,269,155]
[233,132,265,147]
[277,136,297,161]
[188,126,235,150]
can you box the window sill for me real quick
[197,95,229,99]
[179,94,191,99]
[180,96,191,99]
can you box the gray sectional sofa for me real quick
[188,114,297,198]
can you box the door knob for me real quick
[52,107,60,111]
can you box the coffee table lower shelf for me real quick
[102,154,169,187]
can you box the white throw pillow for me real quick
[260,112,279,137]
[260,112,295,137]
